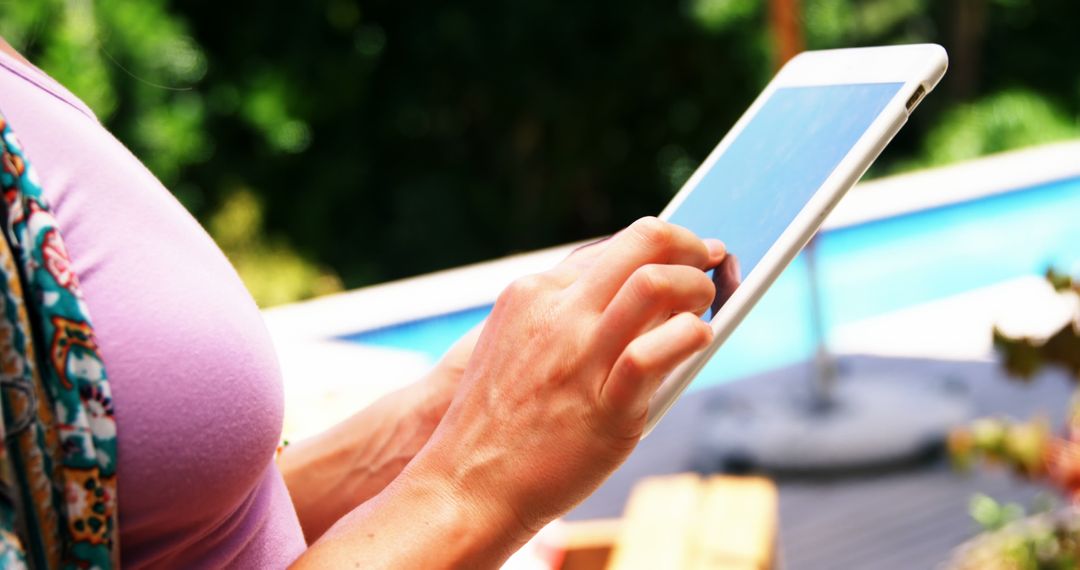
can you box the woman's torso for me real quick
[0,51,306,568]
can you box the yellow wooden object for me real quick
[559,519,622,570]
[690,476,778,570]
[605,474,704,569]
[600,474,777,570]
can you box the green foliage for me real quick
[0,0,335,306]
[951,269,1080,568]
[949,416,1051,477]
[994,270,1080,381]
[690,0,758,33]
[803,0,930,49]
[970,493,1026,532]
[1047,268,1080,295]
[1,1,1078,305]
[949,506,1080,570]
[208,189,342,306]
[918,90,1079,168]
[0,1,210,191]
[173,0,776,290]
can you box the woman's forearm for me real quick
[279,373,453,543]
[290,458,527,569]
[287,219,720,565]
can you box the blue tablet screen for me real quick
[666,82,903,320]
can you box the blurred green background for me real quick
[1,0,1078,306]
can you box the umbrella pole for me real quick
[804,236,837,410]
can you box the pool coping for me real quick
[824,140,1080,230]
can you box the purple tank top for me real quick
[0,52,306,567]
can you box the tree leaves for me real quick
[994,270,1080,381]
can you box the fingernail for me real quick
[705,239,726,259]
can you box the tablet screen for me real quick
[666,82,903,321]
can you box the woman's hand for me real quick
[294,217,724,569]
[415,216,723,533]
[279,324,483,543]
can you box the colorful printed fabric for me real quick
[0,114,118,568]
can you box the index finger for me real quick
[570,217,721,310]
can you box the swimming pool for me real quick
[339,172,1080,389]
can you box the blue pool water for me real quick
[341,176,1080,389]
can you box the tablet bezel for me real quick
[644,44,948,435]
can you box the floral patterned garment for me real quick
[0,114,118,568]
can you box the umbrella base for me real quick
[696,372,972,474]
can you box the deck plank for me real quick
[567,355,1072,569]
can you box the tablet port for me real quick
[905,85,926,113]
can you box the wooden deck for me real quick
[566,355,1074,569]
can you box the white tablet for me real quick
[644,44,948,435]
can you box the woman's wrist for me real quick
[394,454,533,567]
[281,372,457,542]
[295,454,530,569]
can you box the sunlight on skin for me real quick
[291,218,725,568]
